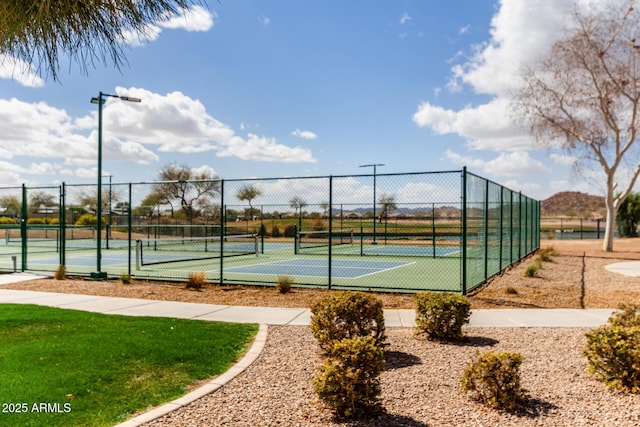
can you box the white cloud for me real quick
[459,25,471,35]
[0,87,316,183]
[83,87,316,163]
[121,5,215,47]
[291,129,318,140]
[259,16,271,27]
[0,55,45,88]
[160,6,215,32]
[549,153,576,166]
[445,149,549,177]
[399,13,412,25]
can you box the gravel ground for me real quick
[5,238,640,425]
[146,326,640,427]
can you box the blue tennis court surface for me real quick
[219,258,412,279]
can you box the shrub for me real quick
[310,291,386,355]
[185,271,207,290]
[271,225,281,238]
[275,275,293,294]
[26,218,45,225]
[538,246,556,262]
[415,291,470,341]
[54,265,66,280]
[0,217,17,224]
[505,286,518,295]
[584,303,640,393]
[461,351,527,411]
[313,336,384,419]
[283,224,296,238]
[75,213,105,226]
[120,273,132,285]
[524,260,542,277]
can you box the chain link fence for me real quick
[0,168,539,293]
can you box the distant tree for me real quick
[146,164,219,219]
[378,193,397,223]
[514,3,640,252]
[236,184,262,220]
[0,0,205,81]
[617,192,640,237]
[290,196,307,228]
[28,191,56,213]
[0,195,21,217]
[76,189,121,214]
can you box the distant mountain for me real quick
[541,191,605,218]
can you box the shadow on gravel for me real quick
[512,397,559,419]
[384,350,421,370]
[341,413,431,427]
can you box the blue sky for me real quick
[0,0,621,201]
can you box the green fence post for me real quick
[461,167,467,295]
[483,178,489,282]
[128,183,132,278]
[328,176,333,290]
[20,184,27,272]
[220,180,226,285]
[59,183,66,267]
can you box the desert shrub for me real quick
[54,265,66,280]
[310,291,386,355]
[415,291,470,341]
[461,351,527,411]
[313,336,384,419]
[26,218,45,225]
[538,246,556,262]
[275,275,293,294]
[524,260,542,277]
[312,218,326,231]
[283,224,296,238]
[271,225,281,238]
[120,273,132,285]
[584,303,640,393]
[505,286,518,295]
[48,218,60,225]
[185,271,207,290]
[0,217,17,224]
[75,213,105,226]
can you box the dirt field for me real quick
[3,238,639,309]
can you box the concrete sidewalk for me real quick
[0,287,615,328]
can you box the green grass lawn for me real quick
[0,304,258,427]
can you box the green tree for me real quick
[514,3,640,252]
[617,193,640,237]
[0,195,21,217]
[28,191,56,213]
[236,184,262,220]
[0,0,205,81]
[146,164,219,219]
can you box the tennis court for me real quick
[0,169,540,294]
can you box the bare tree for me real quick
[514,2,640,252]
[289,196,307,228]
[236,184,262,220]
[148,164,219,219]
[378,193,397,223]
[0,0,205,81]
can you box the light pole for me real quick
[90,92,141,279]
[359,163,385,244]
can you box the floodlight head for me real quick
[90,97,100,104]
[119,96,142,103]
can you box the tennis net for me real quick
[295,228,354,254]
[136,233,259,267]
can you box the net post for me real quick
[294,224,299,255]
[135,239,142,270]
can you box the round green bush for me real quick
[313,336,384,419]
[461,351,527,411]
[415,291,471,341]
[584,303,640,393]
[310,291,386,355]
[26,218,45,225]
[0,217,17,224]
